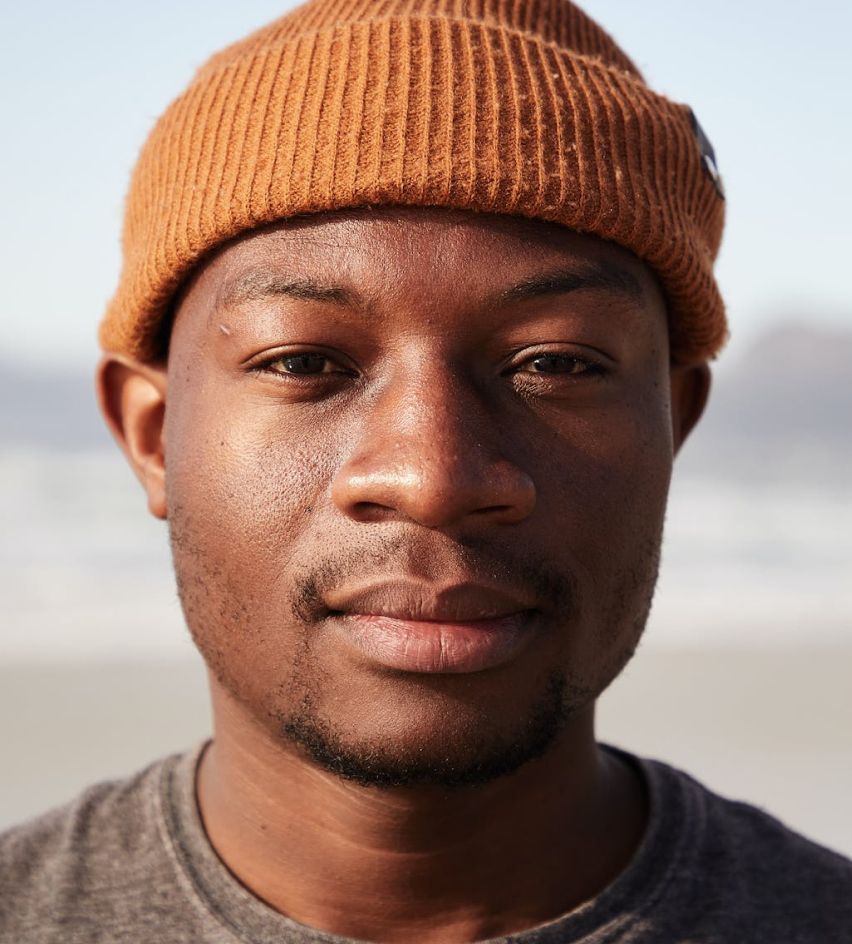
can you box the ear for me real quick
[670,362,711,455]
[95,354,168,519]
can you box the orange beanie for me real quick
[99,0,726,364]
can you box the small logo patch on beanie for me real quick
[689,108,725,200]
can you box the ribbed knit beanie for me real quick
[99,0,727,365]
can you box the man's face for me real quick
[160,208,692,788]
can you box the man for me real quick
[1,0,850,941]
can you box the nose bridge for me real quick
[332,356,536,528]
[387,359,484,456]
[366,357,496,491]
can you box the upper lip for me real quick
[323,580,537,622]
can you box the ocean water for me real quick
[2,448,850,659]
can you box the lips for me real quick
[323,580,539,674]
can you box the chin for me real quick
[270,668,574,789]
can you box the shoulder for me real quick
[0,752,190,943]
[642,756,852,942]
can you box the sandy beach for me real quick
[3,645,850,859]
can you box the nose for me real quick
[331,368,536,529]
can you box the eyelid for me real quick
[502,343,613,373]
[243,345,358,376]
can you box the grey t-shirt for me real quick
[1,743,850,943]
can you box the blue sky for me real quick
[2,0,850,367]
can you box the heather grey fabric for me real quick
[1,743,850,943]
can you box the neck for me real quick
[197,682,647,943]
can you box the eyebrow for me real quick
[218,259,644,314]
[496,262,644,306]
[219,272,357,310]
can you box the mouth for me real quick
[323,580,541,674]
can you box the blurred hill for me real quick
[678,323,852,487]
[1,323,850,485]
[0,361,111,450]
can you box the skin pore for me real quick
[97,207,710,943]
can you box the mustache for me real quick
[290,532,578,623]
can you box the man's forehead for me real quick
[197,207,656,306]
[213,260,647,319]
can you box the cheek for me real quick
[539,383,673,521]
[169,392,338,541]
[164,392,340,686]
[532,384,674,606]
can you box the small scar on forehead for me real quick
[218,323,233,336]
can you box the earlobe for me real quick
[95,354,169,519]
[670,362,712,455]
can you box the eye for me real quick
[252,350,353,378]
[515,352,603,377]
[273,353,337,374]
[524,353,590,375]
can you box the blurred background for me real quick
[2,2,850,856]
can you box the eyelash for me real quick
[507,351,606,379]
[249,351,354,382]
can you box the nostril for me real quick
[332,442,536,528]
[348,500,398,523]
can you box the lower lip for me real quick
[333,613,535,674]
